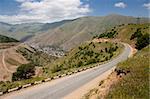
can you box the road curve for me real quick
[2,43,132,99]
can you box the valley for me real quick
[0,42,132,99]
[0,14,149,99]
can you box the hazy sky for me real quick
[0,0,149,24]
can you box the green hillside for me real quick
[44,41,123,76]
[0,40,123,92]
[16,46,57,67]
[106,45,149,99]
[83,24,149,99]
[0,34,19,43]
[94,23,150,48]
[29,14,149,51]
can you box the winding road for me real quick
[1,43,132,99]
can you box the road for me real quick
[1,43,132,99]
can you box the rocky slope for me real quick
[29,14,149,50]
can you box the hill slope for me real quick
[0,34,19,43]
[29,14,149,50]
[42,41,123,77]
[82,24,149,99]
[94,23,150,48]
[0,20,71,41]
[106,45,149,99]
[0,43,57,81]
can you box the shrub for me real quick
[136,33,149,50]
[130,28,142,40]
[130,28,149,50]
[51,65,62,73]
[0,35,19,43]
[12,63,35,81]
[98,31,117,38]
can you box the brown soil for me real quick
[0,44,28,81]
[84,72,121,99]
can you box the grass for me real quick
[0,77,45,92]
[83,88,99,99]
[116,23,150,45]
[45,41,123,75]
[17,46,57,67]
[106,46,149,99]
[0,41,124,93]
[94,23,150,46]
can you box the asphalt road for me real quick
[2,43,132,99]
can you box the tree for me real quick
[12,63,35,81]
[77,61,83,67]
[105,48,108,52]
[130,28,142,40]
[78,46,83,50]
[136,33,149,50]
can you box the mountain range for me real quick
[0,14,149,50]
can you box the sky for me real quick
[0,0,149,24]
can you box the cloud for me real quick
[114,2,127,8]
[143,3,150,10]
[0,0,91,24]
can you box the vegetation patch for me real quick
[106,46,149,99]
[12,63,35,81]
[17,47,57,67]
[0,77,45,92]
[46,42,123,74]
[130,28,149,50]
[94,30,118,38]
[0,35,19,43]
[93,23,150,48]
[83,88,99,99]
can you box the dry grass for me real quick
[106,46,149,99]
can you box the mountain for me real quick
[0,14,149,51]
[0,20,71,41]
[29,14,149,50]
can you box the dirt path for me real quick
[2,51,14,73]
